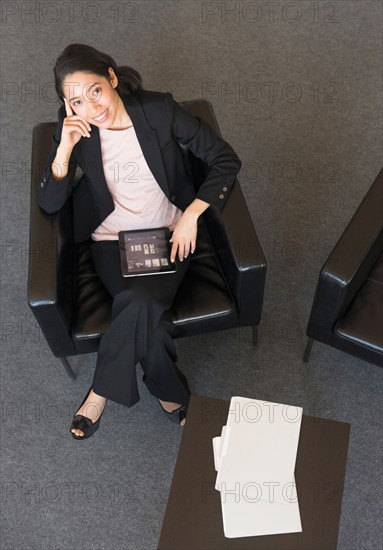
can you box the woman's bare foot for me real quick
[70,389,107,437]
[159,399,186,426]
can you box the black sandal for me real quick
[158,400,187,426]
[70,387,106,440]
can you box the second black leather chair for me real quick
[304,167,383,367]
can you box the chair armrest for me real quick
[307,167,383,341]
[177,98,266,326]
[203,178,267,326]
[27,124,76,357]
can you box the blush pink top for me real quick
[91,124,183,241]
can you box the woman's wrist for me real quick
[51,145,72,181]
[185,198,210,220]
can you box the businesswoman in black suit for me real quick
[39,43,242,440]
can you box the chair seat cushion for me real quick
[335,252,383,355]
[72,223,236,352]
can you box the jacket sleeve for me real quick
[163,92,242,212]
[38,106,78,214]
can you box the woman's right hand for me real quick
[59,97,92,151]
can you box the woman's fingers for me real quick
[170,240,177,263]
[64,122,90,138]
[64,119,91,138]
[183,232,197,257]
[169,216,198,262]
[171,239,194,262]
[178,241,185,261]
[63,97,91,136]
[182,240,190,259]
[71,117,91,134]
[63,97,73,117]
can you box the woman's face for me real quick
[62,68,123,127]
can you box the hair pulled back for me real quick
[53,43,143,105]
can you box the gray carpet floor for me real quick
[1,1,382,549]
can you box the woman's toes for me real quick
[71,428,85,437]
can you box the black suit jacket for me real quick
[38,89,242,243]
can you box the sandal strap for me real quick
[178,406,187,424]
[158,400,188,425]
[72,415,93,432]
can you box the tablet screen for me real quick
[118,227,177,277]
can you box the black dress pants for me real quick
[89,237,192,409]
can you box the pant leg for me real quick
[140,313,191,406]
[89,238,192,407]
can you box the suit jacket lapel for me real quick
[79,92,170,206]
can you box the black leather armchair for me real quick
[28,99,267,379]
[304,167,383,367]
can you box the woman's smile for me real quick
[92,108,109,122]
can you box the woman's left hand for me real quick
[169,211,198,263]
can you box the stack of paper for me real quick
[213,396,303,538]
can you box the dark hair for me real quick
[53,43,143,105]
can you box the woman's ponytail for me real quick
[115,65,143,97]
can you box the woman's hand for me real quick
[169,199,210,262]
[59,97,92,151]
[169,210,198,263]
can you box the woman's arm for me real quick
[38,106,79,214]
[163,92,242,212]
[164,92,242,261]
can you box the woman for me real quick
[39,43,242,440]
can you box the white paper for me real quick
[220,489,302,538]
[215,396,303,502]
[212,426,228,471]
[212,437,221,471]
[212,395,303,538]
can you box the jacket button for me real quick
[222,186,227,191]
[171,195,176,201]
[40,182,44,188]
[219,194,224,199]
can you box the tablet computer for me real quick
[118,227,177,277]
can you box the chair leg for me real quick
[303,338,314,363]
[252,326,259,348]
[60,357,77,380]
